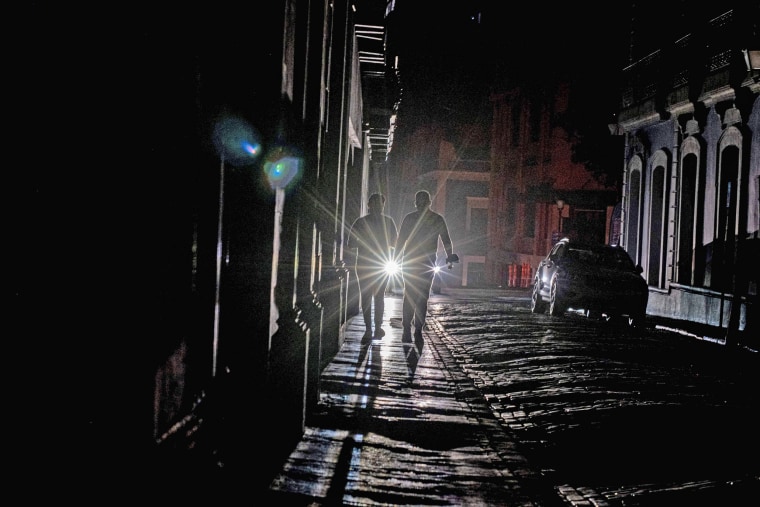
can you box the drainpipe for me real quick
[665,118,680,291]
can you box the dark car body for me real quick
[530,238,649,327]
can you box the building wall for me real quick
[26,0,366,489]
[393,124,492,288]
[616,6,759,339]
[488,83,618,288]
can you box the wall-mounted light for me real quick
[556,199,565,233]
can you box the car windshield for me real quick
[566,246,635,271]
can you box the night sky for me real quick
[388,1,629,160]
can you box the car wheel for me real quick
[530,279,547,314]
[548,277,566,317]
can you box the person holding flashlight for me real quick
[395,190,456,343]
[347,193,398,342]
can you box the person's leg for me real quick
[402,264,427,338]
[373,274,388,337]
[411,281,425,332]
[401,273,414,341]
[357,269,373,338]
[413,270,435,338]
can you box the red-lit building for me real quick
[393,123,491,287]
[487,81,620,288]
[391,81,620,290]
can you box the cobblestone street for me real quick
[427,290,760,504]
[268,289,758,504]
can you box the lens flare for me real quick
[384,258,401,276]
[264,151,302,189]
[213,114,262,167]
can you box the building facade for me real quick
[488,82,620,288]
[28,0,400,489]
[614,6,759,342]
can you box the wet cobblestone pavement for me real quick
[427,293,760,505]
[268,294,559,506]
[268,289,759,505]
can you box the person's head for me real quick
[414,190,432,210]
[367,193,385,214]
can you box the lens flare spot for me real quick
[243,142,260,156]
[213,114,262,167]
[264,155,302,189]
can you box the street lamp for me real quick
[556,199,565,234]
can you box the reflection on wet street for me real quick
[269,296,553,505]
[428,295,760,504]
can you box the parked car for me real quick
[530,238,648,327]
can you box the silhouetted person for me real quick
[347,193,398,342]
[395,190,455,342]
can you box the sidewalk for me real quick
[265,295,557,506]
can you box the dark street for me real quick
[428,290,760,504]
[269,289,759,505]
[19,5,758,504]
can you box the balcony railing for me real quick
[619,9,740,110]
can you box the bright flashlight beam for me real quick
[384,259,400,276]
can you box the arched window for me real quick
[711,125,743,291]
[676,136,704,286]
[647,151,669,288]
[625,156,643,263]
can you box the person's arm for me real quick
[439,215,454,259]
[347,219,360,250]
[395,217,409,258]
